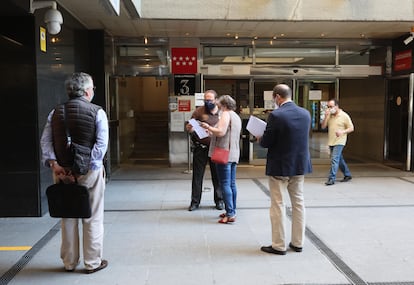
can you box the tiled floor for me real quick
[1,161,414,285]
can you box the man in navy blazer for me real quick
[258,83,312,255]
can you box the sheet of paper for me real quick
[170,112,184,132]
[246,115,267,137]
[188,118,209,139]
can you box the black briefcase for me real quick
[46,181,92,218]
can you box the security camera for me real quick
[293,69,299,74]
[44,8,63,35]
[30,1,63,35]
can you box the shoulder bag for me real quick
[211,122,231,164]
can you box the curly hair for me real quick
[65,72,93,98]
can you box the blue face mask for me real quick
[204,101,216,111]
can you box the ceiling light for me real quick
[144,36,148,45]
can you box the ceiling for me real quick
[55,0,414,44]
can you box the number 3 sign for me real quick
[174,74,195,96]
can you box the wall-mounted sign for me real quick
[309,90,322,100]
[171,47,197,74]
[40,27,46,52]
[174,74,195,95]
[394,50,412,71]
[178,99,191,112]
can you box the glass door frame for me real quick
[249,77,338,165]
[249,77,293,165]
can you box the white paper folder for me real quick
[246,115,267,137]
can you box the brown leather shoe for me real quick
[218,216,236,224]
[86,260,108,274]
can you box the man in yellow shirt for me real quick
[321,98,354,186]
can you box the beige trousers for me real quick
[268,175,305,251]
[60,168,105,270]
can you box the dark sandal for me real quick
[86,260,108,274]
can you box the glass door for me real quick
[296,79,337,163]
[249,78,293,164]
[249,78,336,165]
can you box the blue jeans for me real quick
[215,162,237,217]
[328,145,352,181]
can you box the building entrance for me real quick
[205,77,336,165]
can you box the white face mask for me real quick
[329,107,337,114]
[274,95,280,109]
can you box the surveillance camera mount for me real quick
[30,1,63,35]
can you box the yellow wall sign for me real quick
[40,27,46,52]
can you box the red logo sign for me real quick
[171,48,197,74]
[394,50,412,71]
[178,99,191,112]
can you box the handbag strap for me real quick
[62,104,72,148]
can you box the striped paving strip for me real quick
[0,221,60,285]
[252,178,368,285]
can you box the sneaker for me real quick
[215,201,224,210]
[325,179,335,186]
[188,204,199,211]
[340,176,352,182]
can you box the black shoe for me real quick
[260,245,286,255]
[86,260,108,274]
[340,176,352,182]
[215,201,224,210]
[289,242,303,252]
[325,179,335,186]
[188,204,199,211]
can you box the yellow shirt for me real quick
[327,110,354,146]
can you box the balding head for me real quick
[273,84,292,99]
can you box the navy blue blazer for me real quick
[260,101,312,176]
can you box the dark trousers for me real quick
[190,145,222,206]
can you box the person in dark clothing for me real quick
[258,84,312,255]
[186,90,224,211]
[40,72,109,273]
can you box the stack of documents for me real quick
[188,118,209,139]
[246,116,267,137]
